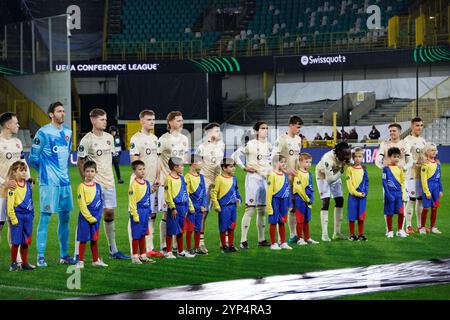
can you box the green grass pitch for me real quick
[0,164,449,300]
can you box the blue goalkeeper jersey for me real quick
[29,123,72,187]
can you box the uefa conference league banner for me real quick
[59,47,450,76]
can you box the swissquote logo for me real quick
[300,54,347,66]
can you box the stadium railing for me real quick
[394,76,450,125]
[104,30,390,61]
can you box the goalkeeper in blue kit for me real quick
[29,102,76,267]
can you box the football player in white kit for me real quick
[272,116,303,243]
[403,118,427,233]
[129,109,164,258]
[233,121,272,249]
[157,111,190,253]
[195,122,225,253]
[375,123,412,237]
[315,141,352,241]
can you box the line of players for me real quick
[0,105,444,270]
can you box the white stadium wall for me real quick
[7,71,72,125]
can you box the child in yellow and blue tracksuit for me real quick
[164,157,195,259]
[211,158,242,253]
[419,143,444,234]
[266,155,292,250]
[382,147,407,238]
[129,160,155,264]
[185,155,207,255]
[346,148,369,241]
[293,153,319,245]
[76,161,108,268]
[7,161,35,271]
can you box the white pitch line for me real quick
[0,284,97,297]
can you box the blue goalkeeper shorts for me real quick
[40,185,74,213]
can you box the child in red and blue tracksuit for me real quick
[346,148,369,241]
[382,147,407,238]
[164,157,195,258]
[266,155,292,249]
[185,155,208,255]
[420,143,444,234]
[211,158,242,253]
[7,161,35,271]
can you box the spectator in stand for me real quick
[349,128,358,141]
[324,133,333,140]
[369,125,381,140]
[314,133,323,140]
[336,131,342,140]
[341,130,349,141]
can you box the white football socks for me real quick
[416,200,423,229]
[146,218,155,252]
[405,200,414,227]
[288,211,297,238]
[240,206,254,243]
[74,225,80,256]
[104,220,118,254]
[320,210,329,238]
[334,207,344,235]
[160,219,166,250]
[256,207,266,242]
[127,220,133,255]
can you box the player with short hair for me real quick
[210,158,242,253]
[157,111,190,254]
[30,102,76,267]
[76,108,129,260]
[375,123,412,171]
[195,122,225,254]
[346,148,369,241]
[129,160,155,264]
[382,147,408,238]
[272,116,303,244]
[0,112,29,264]
[129,109,163,258]
[266,155,292,250]
[185,155,208,255]
[419,143,443,234]
[315,141,352,241]
[233,121,272,249]
[75,161,108,269]
[164,157,195,259]
[7,161,35,271]
[403,118,427,233]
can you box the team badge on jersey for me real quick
[33,137,40,145]
[107,140,111,145]
[65,135,70,141]
[130,143,135,149]
[78,145,84,152]
[8,191,13,196]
